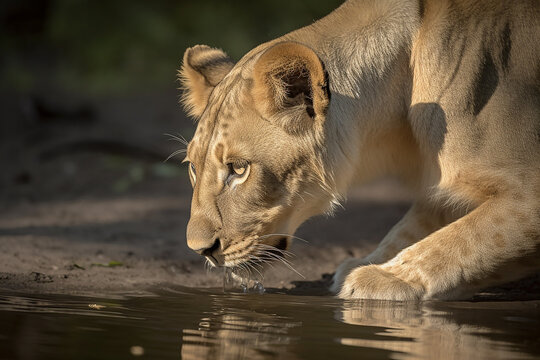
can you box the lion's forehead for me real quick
[189,76,251,164]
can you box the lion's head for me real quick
[179,42,340,273]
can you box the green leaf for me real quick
[92,261,124,268]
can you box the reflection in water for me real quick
[338,300,538,360]
[0,289,538,359]
[181,297,301,360]
[180,292,539,360]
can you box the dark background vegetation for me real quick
[1,0,342,94]
[0,0,343,202]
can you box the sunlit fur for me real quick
[180,0,540,300]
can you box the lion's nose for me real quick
[195,238,224,266]
[195,237,220,256]
[187,216,215,250]
[186,216,224,265]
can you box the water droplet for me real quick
[222,268,265,294]
[253,281,265,294]
[240,283,248,293]
[222,267,234,291]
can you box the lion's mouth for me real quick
[217,236,289,270]
[215,235,303,285]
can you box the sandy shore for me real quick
[0,175,412,296]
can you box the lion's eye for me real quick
[189,162,196,185]
[232,164,246,176]
[226,161,250,186]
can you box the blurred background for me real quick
[0,0,415,294]
[0,0,343,202]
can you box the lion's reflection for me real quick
[181,294,537,360]
[338,300,536,360]
[181,298,301,360]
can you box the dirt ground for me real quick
[0,87,538,299]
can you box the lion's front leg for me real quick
[337,198,539,300]
[331,202,450,293]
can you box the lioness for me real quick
[179,0,539,300]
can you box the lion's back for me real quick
[410,0,539,162]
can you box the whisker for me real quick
[250,255,276,271]
[241,263,252,279]
[257,233,310,244]
[254,245,297,268]
[258,252,296,268]
[221,232,308,283]
[164,148,187,162]
[246,260,264,280]
[255,243,296,258]
[164,133,189,146]
[252,245,305,279]
[273,257,305,279]
[235,263,249,280]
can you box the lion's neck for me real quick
[286,0,419,98]
[285,0,423,197]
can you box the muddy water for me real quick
[0,287,539,360]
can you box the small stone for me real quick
[31,272,54,283]
[130,346,144,356]
[88,304,105,310]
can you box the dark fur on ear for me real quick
[179,45,235,118]
[252,42,330,134]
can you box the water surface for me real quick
[0,287,539,359]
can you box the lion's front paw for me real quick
[338,265,424,300]
[330,258,368,294]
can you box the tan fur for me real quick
[180,45,235,118]
[252,42,329,134]
[179,0,540,300]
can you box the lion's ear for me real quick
[252,42,330,134]
[179,45,235,118]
